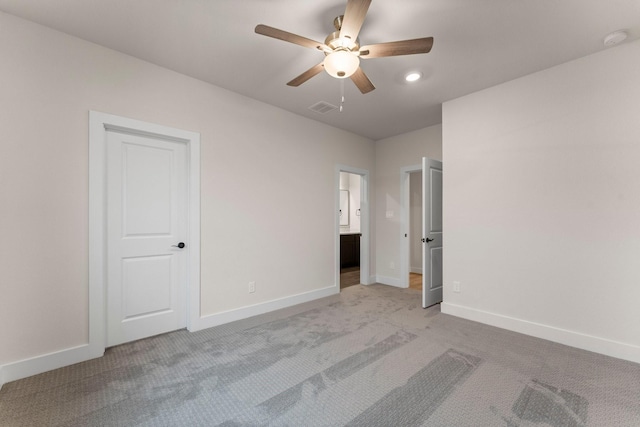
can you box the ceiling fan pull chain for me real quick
[340,79,345,112]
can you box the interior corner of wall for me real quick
[0,365,5,391]
[375,275,404,288]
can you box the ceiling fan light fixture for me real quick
[324,50,360,79]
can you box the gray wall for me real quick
[442,39,640,363]
[0,11,374,369]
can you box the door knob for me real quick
[422,238,434,243]
[172,242,186,249]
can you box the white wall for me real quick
[349,174,361,232]
[442,39,640,363]
[339,172,362,232]
[0,12,374,373]
[374,125,442,285]
[339,172,350,190]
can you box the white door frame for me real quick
[400,163,422,288]
[88,111,200,356]
[335,165,371,287]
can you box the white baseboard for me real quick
[410,267,423,274]
[374,275,406,288]
[441,302,640,365]
[191,285,340,331]
[0,344,104,390]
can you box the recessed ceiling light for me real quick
[603,30,628,47]
[405,72,422,82]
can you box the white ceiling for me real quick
[1,0,638,140]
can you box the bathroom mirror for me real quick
[339,190,349,226]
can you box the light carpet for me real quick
[1,284,639,426]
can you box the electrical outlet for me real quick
[453,281,461,293]
[248,281,256,293]
[389,261,395,270]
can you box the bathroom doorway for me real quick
[336,165,370,290]
[339,171,361,289]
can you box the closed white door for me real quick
[106,130,188,346]
[422,157,443,308]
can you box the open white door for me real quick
[422,157,443,308]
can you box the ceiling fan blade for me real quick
[350,67,375,94]
[360,37,434,58]
[339,0,371,41]
[255,24,328,51]
[287,63,325,87]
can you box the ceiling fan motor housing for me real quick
[325,31,360,53]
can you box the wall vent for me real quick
[308,101,338,114]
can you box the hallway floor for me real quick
[409,273,422,291]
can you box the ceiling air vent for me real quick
[308,101,338,114]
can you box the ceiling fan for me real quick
[255,0,433,94]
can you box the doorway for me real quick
[89,111,201,354]
[401,163,423,289]
[408,171,423,291]
[335,165,370,290]
[339,172,362,289]
[400,158,443,307]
